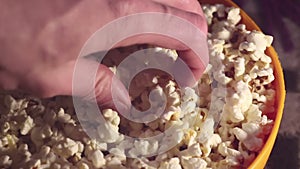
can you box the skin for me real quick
[0,0,208,110]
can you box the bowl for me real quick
[199,0,286,168]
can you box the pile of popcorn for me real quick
[0,4,276,169]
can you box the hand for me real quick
[0,0,208,110]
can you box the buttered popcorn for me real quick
[0,4,276,169]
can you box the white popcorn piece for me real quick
[226,7,241,25]
[182,87,198,103]
[109,148,126,161]
[218,142,242,158]
[196,117,215,144]
[239,41,256,53]
[213,66,233,85]
[236,24,248,33]
[208,39,225,55]
[182,129,197,147]
[77,162,90,169]
[88,150,105,168]
[232,127,263,152]
[97,122,123,143]
[232,127,248,141]
[242,123,260,135]
[180,143,202,157]
[252,93,267,103]
[128,139,158,157]
[20,115,35,135]
[162,109,179,121]
[245,104,262,122]
[159,157,182,169]
[202,5,218,25]
[246,31,273,51]
[181,156,208,169]
[84,139,107,158]
[215,27,231,40]
[211,21,230,38]
[181,100,196,116]
[57,108,72,123]
[234,57,246,77]
[234,80,253,112]
[159,125,185,153]
[103,109,121,126]
[53,138,83,159]
[202,134,222,157]
[223,103,245,123]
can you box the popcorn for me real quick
[128,139,159,157]
[181,156,208,169]
[245,104,262,122]
[88,150,105,168]
[181,87,198,115]
[218,142,241,157]
[20,115,35,135]
[182,129,197,146]
[242,123,260,135]
[179,143,202,157]
[77,162,90,169]
[201,134,222,157]
[215,27,231,40]
[159,157,182,169]
[0,3,276,169]
[234,57,246,77]
[202,5,217,25]
[57,108,73,124]
[97,120,123,143]
[52,138,83,159]
[246,31,273,51]
[235,80,253,112]
[239,41,256,54]
[103,109,121,126]
[129,158,158,169]
[226,7,241,25]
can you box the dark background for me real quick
[233,0,300,168]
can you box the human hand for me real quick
[0,0,208,110]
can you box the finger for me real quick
[115,33,208,85]
[107,0,208,82]
[22,59,131,112]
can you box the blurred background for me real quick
[233,0,300,168]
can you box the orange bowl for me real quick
[199,0,286,168]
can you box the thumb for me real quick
[23,58,131,112]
